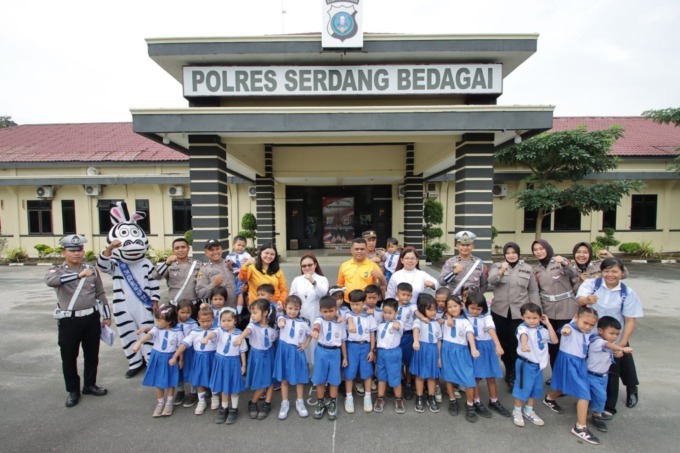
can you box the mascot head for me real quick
[108,201,149,262]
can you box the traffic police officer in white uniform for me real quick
[438,231,488,295]
[45,234,111,407]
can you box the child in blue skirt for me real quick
[440,294,479,421]
[466,290,512,419]
[545,306,600,445]
[273,295,312,420]
[173,299,197,406]
[204,307,247,425]
[374,298,405,414]
[234,298,279,420]
[133,304,183,418]
[411,293,442,413]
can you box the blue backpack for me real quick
[592,277,628,307]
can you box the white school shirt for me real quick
[467,313,496,341]
[149,326,184,353]
[516,324,552,370]
[396,303,418,331]
[587,335,614,375]
[413,318,442,344]
[314,317,347,348]
[183,327,218,352]
[435,309,445,321]
[278,316,311,347]
[441,317,474,346]
[247,321,278,351]
[208,328,248,357]
[366,306,384,325]
[226,251,251,275]
[376,321,403,350]
[559,322,591,359]
[384,251,401,273]
[346,312,377,342]
[179,318,198,337]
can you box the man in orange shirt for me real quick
[337,238,386,301]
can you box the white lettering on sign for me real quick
[183,65,503,97]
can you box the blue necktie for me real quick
[223,333,232,355]
[161,331,168,350]
[357,317,363,336]
[387,254,394,269]
[537,328,545,350]
[234,255,240,269]
[381,323,389,339]
[397,306,403,320]
[473,318,479,337]
[200,330,207,350]
[451,319,456,338]
[264,328,270,348]
[428,323,434,342]
[326,322,332,342]
[289,320,296,339]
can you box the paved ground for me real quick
[1,261,679,452]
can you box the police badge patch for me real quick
[323,0,362,48]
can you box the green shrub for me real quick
[147,247,173,264]
[34,244,54,257]
[595,228,620,250]
[425,243,449,263]
[636,241,658,259]
[84,250,96,262]
[619,242,640,254]
[5,247,29,263]
[184,229,193,246]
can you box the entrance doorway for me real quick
[286,185,392,250]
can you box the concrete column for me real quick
[403,144,424,253]
[256,145,275,246]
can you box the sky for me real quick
[1,0,679,125]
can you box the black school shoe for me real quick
[225,408,238,425]
[215,406,228,424]
[82,385,107,396]
[571,425,600,445]
[473,401,492,418]
[313,399,327,419]
[183,393,198,408]
[415,395,425,413]
[591,414,608,433]
[327,398,338,420]
[248,401,259,419]
[488,400,511,417]
[173,390,185,406]
[65,392,80,408]
[403,383,415,400]
[125,364,145,379]
[542,396,564,414]
[448,399,459,416]
[465,404,478,423]
[257,402,272,420]
[626,386,638,408]
[427,395,440,413]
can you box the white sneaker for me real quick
[523,410,545,426]
[513,410,525,427]
[345,396,355,414]
[295,399,309,417]
[363,396,372,413]
[153,403,164,418]
[194,399,207,415]
[434,385,443,403]
[453,389,462,399]
[211,396,220,410]
[356,382,365,396]
[278,400,290,420]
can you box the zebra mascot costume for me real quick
[97,201,160,378]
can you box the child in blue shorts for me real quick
[344,289,377,414]
[311,295,347,421]
[512,303,557,428]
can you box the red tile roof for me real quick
[551,117,680,157]
[0,122,187,163]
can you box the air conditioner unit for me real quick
[84,184,102,196]
[492,184,508,197]
[248,186,257,197]
[36,186,54,198]
[397,184,405,198]
[167,186,184,197]
[425,182,439,198]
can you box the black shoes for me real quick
[248,401,259,419]
[427,395,440,413]
[183,393,198,408]
[403,383,415,400]
[448,399,459,416]
[542,396,564,414]
[173,390,185,406]
[125,364,145,379]
[65,392,80,408]
[626,386,638,408]
[82,385,107,396]
[257,402,272,420]
[313,399,327,419]
[215,406,228,424]
[466,404,478,423]
[591,414,608,432]
[415,395,425,413]
[473,401,492,418]
[488,400,511,417]
[505,373,515,390]
[225,408,238,424]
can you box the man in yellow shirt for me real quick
[337,238,387,301]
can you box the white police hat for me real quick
[455,230,476,244]
[60,234,87,250]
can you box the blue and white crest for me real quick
[327,4,358,42]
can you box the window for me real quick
[97,199,123,234]
[27,200,53,234]
[61,200,76,234]
[554,206,581,231]
[172,199,192,234]
[602,207,617,230]
[135,199,151,234]
[523,209,551,232]
[631,195,657,230]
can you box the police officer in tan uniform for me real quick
[488,242,540,388]
[363,230,385,271]
[45,234,111,407]
[151,237,200,305]
[195,239,237,308]
[438,231,488,295]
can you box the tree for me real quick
[0,116,17,128]
[422,198,449,262]
[642,107,680,172]
[495,125,644,239]
[238,213,257,254]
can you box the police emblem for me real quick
[326,1,358,42]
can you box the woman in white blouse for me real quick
[289,253,329,365]
[385,246,438,303]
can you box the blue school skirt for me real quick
[273,341,310,385]
[343,341,374,381]
[142,350,179,389]
[473,339,504,379]
[377,348,402,388]
[209,354,245,395]
[179,347,193,384]
[189,350,215,388]
[410,342,440,379]
[246,347,275,391]
[441,341,476,388]
[551,351,590,400]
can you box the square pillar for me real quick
[256,145,276,245]
[403,144,424,253]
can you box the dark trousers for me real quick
[605,347,639,413]
[546,318,570,372]
[58,312,101,393]
[491,310,523,378]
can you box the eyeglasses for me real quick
[301,263,315,268]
